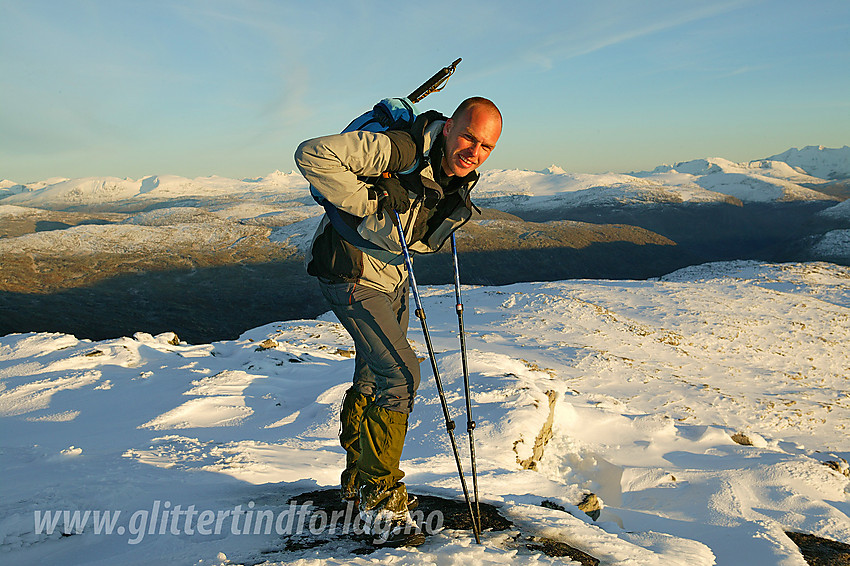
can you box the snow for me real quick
[0,222,277,256]
[474,168,732,210]
[767,146,850,180]
[2,261,849,565]
[269,216,323,254]
[638,158,834,203]
[821,199,850,220]
[0,205,45,218]
[810,230,850,261]
[0,172,309,209]
[469,148,845,212]
[1,147,845,215]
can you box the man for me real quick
[295,97,501,545]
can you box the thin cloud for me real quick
[468,0,757,80]
[549,1,755,61]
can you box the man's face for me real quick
[441,105,502,177]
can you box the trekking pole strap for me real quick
[452,234,463,304]
[394,212,423,311]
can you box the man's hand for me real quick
[375,175,411,220]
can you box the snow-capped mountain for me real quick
[0,172,309,210]
[1,146,846,212]
[766,145,850,180]
[639,157,835,203]
[464,147,848,211]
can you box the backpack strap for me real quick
[402,110,447,175]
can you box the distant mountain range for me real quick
[2,145,849,210]
[1,145,848,343]
[474,145,849,213]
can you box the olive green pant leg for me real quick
[339,386,373,499]
[358,404,410,514]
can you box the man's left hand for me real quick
[376,175,411,218]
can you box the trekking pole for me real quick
[408,58,462,103]
[393,211,482,545]
[451,233,481,534]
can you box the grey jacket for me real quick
[295,118,478,293]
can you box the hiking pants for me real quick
[319,279,420,414]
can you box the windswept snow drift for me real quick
[1,261,848,565]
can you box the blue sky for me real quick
[1,0,848,182]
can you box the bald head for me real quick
[451,97,502,125]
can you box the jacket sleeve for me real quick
[295,131,397,218]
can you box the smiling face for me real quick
[441,102,502,177]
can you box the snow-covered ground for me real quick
[2,260,848,566]
[810,230,850,261]
[821,199,850,221]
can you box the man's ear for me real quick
[442,118,453,136]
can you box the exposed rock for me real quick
[731,431,767,447]
[526,537,600,566]
[577,493,602,521]
[256,338,279,351]
[268,489,601,563]
[540,499,566,512]
[540,493,602,522]
[786,531,850,566]
[517,390,558,471]
[731,432,753,445]
[823,459,850,478]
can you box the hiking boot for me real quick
[341,491,417,511]
[406,493,418,511]
[370,514,426,548]
[359,492,425,548]
[340,486,359,505]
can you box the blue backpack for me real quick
[343,97,419,137]
[309,97,426,260]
